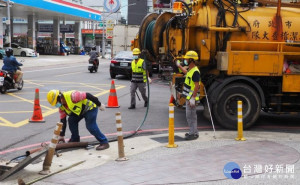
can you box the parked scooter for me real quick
[88,58,99,73]
[0,65,24,94]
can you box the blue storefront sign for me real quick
[10,0,101,21]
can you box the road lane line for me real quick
[55,71,83,77]
[0,117,14,127]
[79,83,107,91]
[12,108,58,128]
[94,85,126,97]
[24,80,44,87]
[24,64,87,73]
[0,111,34,114]
[7,93,52,111]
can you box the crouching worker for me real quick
[47,90,109,150]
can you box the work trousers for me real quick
[130,82,147,106]
[68,108,108,144]
[186,101,199,135]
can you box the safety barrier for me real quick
[166,103,178,148]
[235,101,246,141]
[115,112,128,161]
[39,122,63,175]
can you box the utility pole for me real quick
[6,0,12,47]
[101,17,105,58]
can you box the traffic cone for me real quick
[169,95,175,104]
[29,88,45,123]
[106,80,120,108]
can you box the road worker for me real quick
[47,90,109,150]
[128,48,151,109]
[176,51,201,140]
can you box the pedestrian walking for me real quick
[176,51,201,140]
[128,48,152,109]
[47,90,109,150]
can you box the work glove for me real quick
[176,60,181,67]
[189,97,196,108]
[99,104,106,111]
[148,77,152,84]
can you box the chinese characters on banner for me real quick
[243,164,295,179]
[106,20,115,39]
[250,18,299,41]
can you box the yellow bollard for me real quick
[115,112,129,161]
[166,103,178,148]
[235,101,246,141]
[39,122,63,175]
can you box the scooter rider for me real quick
[1,48,23,88]
[89,47,99,64]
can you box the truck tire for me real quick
[213,83,261,129]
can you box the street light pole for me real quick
[101,3,136,58]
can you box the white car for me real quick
[4,43,36,57]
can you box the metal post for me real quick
[92,21,95,46]
[39,122,63,175]
[6,0,11,47]
[235,101,246,141]
[115,112,128,161]
[166,103,178,148]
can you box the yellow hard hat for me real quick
[132,48,141,55]
[184,50,199,60]
[47,90,59,106]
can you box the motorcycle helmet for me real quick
[92,47,96,51]
[5,47,13,57]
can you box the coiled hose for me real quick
[104,20,155,143]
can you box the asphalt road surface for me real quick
[0,55,299,161]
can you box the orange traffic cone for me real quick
[169,95,175,104]
[106,80,120,108]
[29,88,45,123]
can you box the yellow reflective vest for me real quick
[182,67,201,100]
[60,91,96,116]
[131,59,146,83]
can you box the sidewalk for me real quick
[2,131,300,185]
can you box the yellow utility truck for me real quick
[133,0,300,129]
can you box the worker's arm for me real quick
[175,60,187,74]
[86,93,101,106]
[193,82,200,98]
[71,91,101,106]
[192,70,201,98]
[86,93,105,111]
